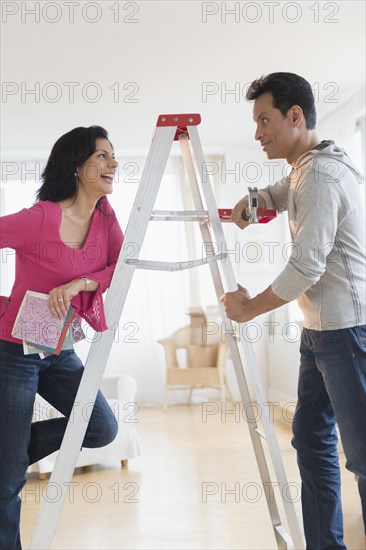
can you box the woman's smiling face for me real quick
[76,138,118,198]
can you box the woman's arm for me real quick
[48,278,99,320]
[69,209,124,331]
[0,204,44,249]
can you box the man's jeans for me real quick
[0,340,118,550]
[292,325,366,549]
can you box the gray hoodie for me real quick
[260,141,365,330]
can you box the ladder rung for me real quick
[126,254,226,271]
[274,524,294,548]
[150,210,208,222]
[254,427,267,440]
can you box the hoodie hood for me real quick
[295,140,364,185]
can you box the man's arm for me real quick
[220,284,288,323]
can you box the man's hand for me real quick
[231,196,250,229]
[221,284,288,324]
[220,284,253,323]
[231,194,266,229]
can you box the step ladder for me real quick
[30,114,304,550]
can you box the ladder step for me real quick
[150,209,208,222]
[254,427,267,440]
[126,254,226,271]
[275,524,294,548]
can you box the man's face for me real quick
[252,92,297,159]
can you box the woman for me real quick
[0,126,124,549]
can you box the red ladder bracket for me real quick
[218,208,277,224]
[156,113,201,140]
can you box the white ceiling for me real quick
[1,0,365,154]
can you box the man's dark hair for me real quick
[246,72,316,130]
[37,125,112,204]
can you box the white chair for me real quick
[28,374,141,479]
[158,308,233,410]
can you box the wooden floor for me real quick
[21,405,365,549]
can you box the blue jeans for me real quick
[292,326,366,549]
[0,340,118,550]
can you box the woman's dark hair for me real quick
[37,125,112,202]
[246,72,317,130]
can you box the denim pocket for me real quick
[353,325,366,352]
[49,348,75,366]
[0,339,24,358]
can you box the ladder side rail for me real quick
[188,126,304,549]
[29,125,177,549]
[119,126,178,254]
[178,133,288,547]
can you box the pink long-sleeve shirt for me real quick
[0,198,124,343]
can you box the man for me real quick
[220,72,366,548]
